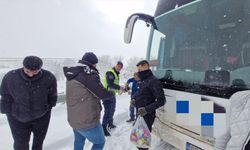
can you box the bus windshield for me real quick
[148,0,250,98]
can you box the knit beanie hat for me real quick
[78,52,98,65]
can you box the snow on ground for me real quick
[0,94,172,150]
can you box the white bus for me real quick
[124,0,250,149]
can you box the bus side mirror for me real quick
[124,15,139,44]
[124,13,157,44]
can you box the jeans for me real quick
[73,123,105,150]
[7,111,51,150]
[129,104,137,119]
[102,97,116,126]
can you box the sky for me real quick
[0,0,157,59]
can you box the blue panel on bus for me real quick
[201,113,214,126]
[176,101,189,113]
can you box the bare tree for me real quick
[97,55,113,81]
[123,56,143,82]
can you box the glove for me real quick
[118,86,125,95]
[130,99,135,107]
[138,107,147,117]
[124,85,130,92]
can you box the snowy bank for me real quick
[0,94,174,150]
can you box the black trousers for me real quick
[102,96,116,127]
[137,113,155,150]
[7,111,51,150]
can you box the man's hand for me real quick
[119,86,125,95]
[128,91,132,95]
[124,85,130,92]
[118,86,125,95]
[120,86,125,91]
[123,85,132,95]
[138,107,147,117]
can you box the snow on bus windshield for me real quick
[148,0,250,97]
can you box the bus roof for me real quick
[155,0,196,17]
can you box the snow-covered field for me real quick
[0,94,172,150]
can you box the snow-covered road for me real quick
[0,94,176,150]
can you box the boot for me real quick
[102,125,111,136]
[126,118,135,123]
[108,119,116,129]
[108,123,116,129]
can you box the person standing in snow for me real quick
[125,72,140,123]
[101,61,125,136]
[215,90,250,150]
[0,56,58,150]
[132,60,166,150]
[63,52,114,150]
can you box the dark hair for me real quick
[117,61,123,68]
[136,60,149,67]
[23,56,43,70]
[134,72,139,76]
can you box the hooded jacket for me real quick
[215,90,250,150]
[63,63,114,130]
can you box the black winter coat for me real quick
[0,68,57,122]
[134,69,166,115]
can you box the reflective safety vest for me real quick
[103,68,119,94]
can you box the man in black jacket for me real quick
[0,56,57,150]
[133,60,166,150]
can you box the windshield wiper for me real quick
[160,78,249,98]
[160,78,189,91]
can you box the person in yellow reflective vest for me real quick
[102,61,124,136]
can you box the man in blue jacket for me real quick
[125,72,140,122]
[0,56,57,150]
